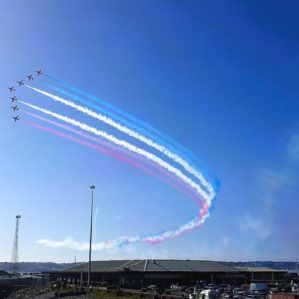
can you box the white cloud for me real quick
[287,133,299,162]
[220,235,231,247]
[113,215,123,222]
[242,214,271,239]
[241,131,299,250]
[258,168,295,190]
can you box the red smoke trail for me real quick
[25,120,203,206]
[26,120,167,177]
[24,116,202,206]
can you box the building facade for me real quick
[45,260,287,288]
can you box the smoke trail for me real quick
[20,100,212,204]
[26,121,147,168]
[27,120,198,198]
[26,86,215,199]
[44,74,202,165]
[37,203,210,250]
[27,121,211,247]
[41,81,217,189]
[25,111,203,205]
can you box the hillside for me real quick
[0,262,81,273]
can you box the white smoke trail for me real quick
[26,86,215,199]
[20,100,212,204]
[36,208,210,251]
[37,237,115,251]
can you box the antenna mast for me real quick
[11,215,21,275]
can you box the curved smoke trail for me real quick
[37,216,209,250]
[24,115,212,249]
[44,74,205,167]
[37,203,210,250]
[40,81,217,189]
[20,100,212,204]
[26,86,215,199]
[25,111,203,205]
[26,120,193,196]
[19,76,219,250]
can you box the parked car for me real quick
[233,291,246,299]
[188,286,203,299]
[245,294,263,299]
[147,285,158,295]
[221,291,233,299]
[200,289,219,299]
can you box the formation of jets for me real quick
[11,105,18,112]
[10,96,17,102]
[7,69,43,122]
[17,80,24,87]
[27,74,33,81]
[8,86,15,93]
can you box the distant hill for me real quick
[223,261,298,271]
[0,262,81,273]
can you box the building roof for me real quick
[235,266,286,273]
[64,259,240,273]
[0,270,10,276]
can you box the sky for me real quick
[0,0,299,263]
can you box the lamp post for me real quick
[87,185,95,288]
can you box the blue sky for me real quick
[1,0,299,262]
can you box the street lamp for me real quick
[87,185,95,288]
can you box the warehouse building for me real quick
[235,266,286,282]
[46,260,287,288]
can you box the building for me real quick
[45,259,287,288]
[0,270,10,277]
[235,266,286,282]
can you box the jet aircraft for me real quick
[8,86,15,93]
[12,116,20,122]
[17,80,24,87]
[36,69,43,76]
[10,96,17,102]
[11,105,19,112]
[27,74,33,81]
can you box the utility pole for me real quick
[11,215,21,276]
[87,185,95,288]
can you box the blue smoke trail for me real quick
[44,75,213,169]
[41,77,218,190]
[45,75,188,151]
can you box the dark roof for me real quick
[64,260,239,273]
[236,266,287,273]
[0,270,10,276]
